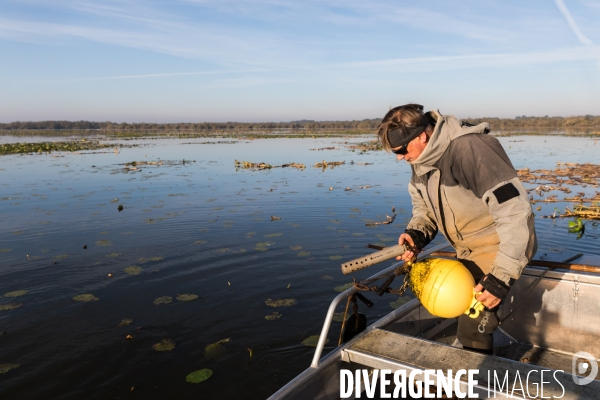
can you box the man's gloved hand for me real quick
[474,273,513,309]
[396,233,420,261]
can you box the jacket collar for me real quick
[410,110,490,176]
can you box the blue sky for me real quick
[1,0,599,123]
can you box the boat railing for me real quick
[310,242,452,368]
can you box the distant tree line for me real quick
[462,115,600,131]
[0,119,381,132]
[0,115,598,132]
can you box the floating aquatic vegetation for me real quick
[289,245,302,251]
[153,296,173,305]
[0,248,12,253]
[73,294,98,302]
[12,231,23,235]
[390,297,412,309]
[234,160,306,170]
[41,248,53,253]
[204,338,229,360]
[214,248,231,254]
[105,252,121,258]
[334,283,353,292]
[186,369,213,383]
[3,290,28,298]
[297,251,311,257]
[118,319,133,326]
[352,233,365,237]
[153,339,176,352]
[138,257,163,262]
[0,141,113,156]
[264,233,283,238]
[0,364,20,374]
[176,294,198,302]
[232,248,247,254]
[265,312,282,320]
[322,275,333,280]
[302,335,328,347]
[53,254,68,259]
[314,160,345,170]
[326,227,336,231]
[194,240,208,244]
[95,240,112,247]
[124,266,142,275]
[329,219,342,224]
[329,255,342,260]
[332,312,348,322]
[337,230,348,234]
[0,303,23,311]
[265,299,297,307]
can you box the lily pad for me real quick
[3,290,28,298]
[265,312,282,320]
[194,240,207,244]
[176,294,198,302]
[138,257,163,262]
[53,254,69,259]
[390,297,412,309]
[95,240,112,247]
[118,319,133,326]
[334,283,353,292]
[153,339,176,351]
[329,255,342,261]
[73,294,98,302]
[186,368,213,383]
[204,338,229,360]
[302,335,329,347]
[0,364,20,374]
[332,312,348,322]
[246,232,256,238]
[124,266,142,275]
[0,248,12,253]
[106,252,122,258]
[289,245,303,251]
[214,248,230,254]
[297,251,311,257]
[265,298,297,307]
[322,275,333,280]
[0,303,23,311]
[153,296,173,305]
[264,233,283,238]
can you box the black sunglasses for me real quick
[392,145,408,155]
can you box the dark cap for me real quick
[386,122,427,149]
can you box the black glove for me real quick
[404,229,432,251]
[479,273,514,300]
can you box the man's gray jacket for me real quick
[406,110,537,285]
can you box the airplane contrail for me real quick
[554,0,593,45]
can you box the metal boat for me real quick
[268,243,600,399]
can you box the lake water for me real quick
[0,135,599,399]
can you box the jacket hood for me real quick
[410,110,490,176]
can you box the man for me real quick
[377,103,537,354]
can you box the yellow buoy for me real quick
[409,258,483,318]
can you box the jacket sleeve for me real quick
[406,179,438,248]
[482,177,537,284]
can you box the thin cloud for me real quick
[554,0,593,45]
[34,69,273,84]
[338,46,600,72]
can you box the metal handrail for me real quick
[309,242,451,368]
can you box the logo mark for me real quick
[572,351,598,385]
